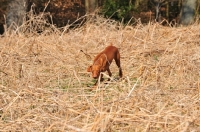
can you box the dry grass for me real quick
[0,14,200,131]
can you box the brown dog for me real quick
[87,45,122,85]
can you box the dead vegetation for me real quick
[0,15,200,131]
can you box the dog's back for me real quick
[94,45,119,63]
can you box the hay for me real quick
[0,15,200,131]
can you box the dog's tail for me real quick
[80,50,92,61]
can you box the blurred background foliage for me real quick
[0,0,8,23]
[0,0,85,28]
[0,0,200,33]
[101,0,133,22]
[29,0,85,27]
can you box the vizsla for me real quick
[87,45,122,86]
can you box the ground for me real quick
[0,15,200,131]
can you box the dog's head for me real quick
[87,64,101,79]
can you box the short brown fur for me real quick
[87,45,122,85]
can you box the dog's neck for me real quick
[94,54,109,65]
[93,54,111,72]
[94,55,105,66]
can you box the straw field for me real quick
[0,15,200,131]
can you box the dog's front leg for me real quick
[94,74,104,86]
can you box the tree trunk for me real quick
[134,0,140,10]
[180,0,197,25]
[85,0,98,14]
[151,0,166,22]
[6,0,28,30]
[166,1,169,21]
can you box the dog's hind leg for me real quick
[115,52,123,78]
[107,68,112,81]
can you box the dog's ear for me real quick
[99,58,104,66]
[99,58,106,71]
[87,66,92,72]
[100,57,106,67]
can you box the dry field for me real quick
[0,15,200,131]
